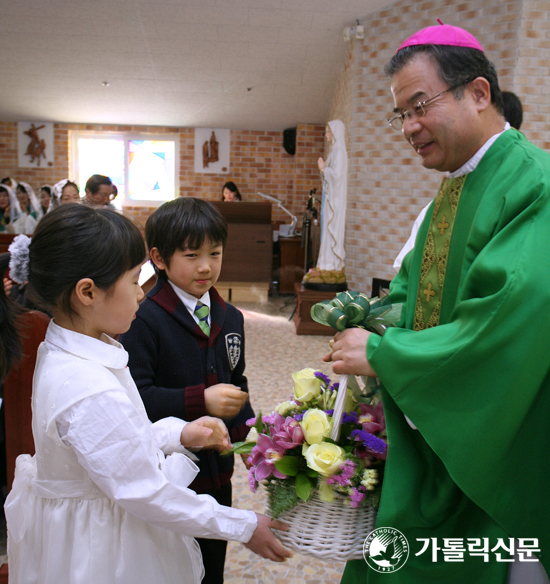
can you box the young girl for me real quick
[4,205,290,584]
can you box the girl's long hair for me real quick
[0,253,22,383]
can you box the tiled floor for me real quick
[0,296,348,582]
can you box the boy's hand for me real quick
[204,383,248,419]
[180,416,231,451]
[244,514,292,562]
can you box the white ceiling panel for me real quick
[0,0,396,130]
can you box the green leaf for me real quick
[274,455,301,477]
[322,437,339,445]
[230,441,255,455]
[295,472,313,501]
[305,467,319,478]
[254,411,265,435]
[265,479,299,518]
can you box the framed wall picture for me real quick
[194,128,229,174]
[18,122,54,168]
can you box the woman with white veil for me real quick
[12,182,40,234]
[0,183,22,233]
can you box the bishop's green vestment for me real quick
[343,130,550,583]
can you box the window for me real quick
[71,132,178,207]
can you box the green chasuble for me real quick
[343,129,550,584]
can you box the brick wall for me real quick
[326,0,547,294]
[0,121,325,229]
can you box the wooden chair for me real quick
[0,234,16,255]
[4,310,50,489]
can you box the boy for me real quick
[120,197,253,584]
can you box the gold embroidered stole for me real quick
[413,176,466,331]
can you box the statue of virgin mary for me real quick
[303,119,347,290]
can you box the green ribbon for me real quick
[310,290,402,336]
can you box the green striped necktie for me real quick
[194,302,210,336]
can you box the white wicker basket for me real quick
[266,488,377,562]
[265,374,380,561]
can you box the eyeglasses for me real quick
[387,81,472,131]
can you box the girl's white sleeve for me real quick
[56,390,257,543]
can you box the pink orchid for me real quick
[358,401,385,434]
[272,416,305,450]
[249,433,288,481]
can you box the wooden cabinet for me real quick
[293,283,335,335]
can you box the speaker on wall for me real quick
[283,127,296,156]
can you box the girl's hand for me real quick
[180,416,231,451]
[204,383,248,419]
[244,514,292,562]
[318,157,326,171]
[3,277,12,296]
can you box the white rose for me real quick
[300,409,332,445]
[305,443,346,477]
[292,368,322,403]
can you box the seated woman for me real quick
[12,183,40,234]
[51,179,81,209]
[0,184,21,233]
[38,185,52,215]
[15,183,41,220]
[221,181,242,202]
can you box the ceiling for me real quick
[0,0,395,131]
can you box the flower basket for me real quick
[231,366,387,563]
[265,487,377,562]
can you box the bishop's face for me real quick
[390,54,482,173]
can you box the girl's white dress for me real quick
[5,321,257,584]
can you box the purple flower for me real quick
[350,487,366,508]
[324,458,356,487]
[350,429,387,458]
[329,382,339,392]
[249,434,288,481]
[324,409,334,416]
[262,413,278,425]
[246,417,256,427]
[294,413,305,422]
[342,412,358,424]
[314,371,331,387]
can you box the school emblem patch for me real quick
[225,333,241,370]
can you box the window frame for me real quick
[70,130,180,207]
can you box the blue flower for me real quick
[329,382,339,392]
[324,409,334,416]
[350,429,387,455]
[294,413,305,422]
[342,412,358,424]
[314,371,332,387]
